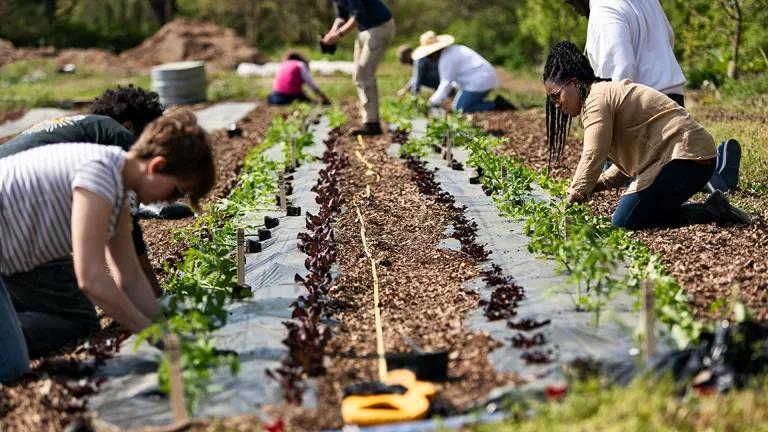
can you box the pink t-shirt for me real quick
[273,60,319,95]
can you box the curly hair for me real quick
[130,110,215,210]
[90,85,165,136]
[542,40,609,171]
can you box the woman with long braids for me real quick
[543,41,749,230]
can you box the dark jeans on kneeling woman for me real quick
[267,91,310,105]
[612,159,715,230]
[6,259,100,358]
[0,276,30,383]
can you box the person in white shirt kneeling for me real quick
[411,31,515,113]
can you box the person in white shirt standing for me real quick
[566,0,741,192]
[411,31,515,113]
[567,0,686,106]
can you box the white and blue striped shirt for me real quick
[0,143,126,275]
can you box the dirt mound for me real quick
[0,38,118,71]
[0,38,56,67]
[118,19,267,70]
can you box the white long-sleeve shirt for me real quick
[429,45,497,105]
[586,0,686,95]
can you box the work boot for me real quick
[717,138,742,189]
[350,122,383,136]
[704,190,751,225]
[493,95,517,111]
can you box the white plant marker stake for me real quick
[290,137,298,170]
[501,164,508,183]
[644,279,656,360]
[236,228,245,286]
[165,334,188,422]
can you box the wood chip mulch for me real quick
[288,128,515,430]
[471,109,768,321]
[0,104,284,432]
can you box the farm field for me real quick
[1,6,768,431]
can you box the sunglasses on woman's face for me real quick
[547,84,566,105]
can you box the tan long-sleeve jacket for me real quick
[566,80,716,203]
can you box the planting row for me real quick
[394,104,701,348]
[135,105,318,412]
[269,120,349,404]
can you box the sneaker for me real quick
[493,95,517,111]
[704,173,729,193]
[704,190,751,225]
[718,138,741,189]
[350,122,383,136]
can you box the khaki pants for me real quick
[353,18,395,124]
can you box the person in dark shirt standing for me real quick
[322,0,395,135]
[0,85,167,358]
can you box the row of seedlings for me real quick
[399,109,701,349]
[268,108,350,404]
[390,102,547,366]
[136,106,316,413]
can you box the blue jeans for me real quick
[267,91,310,105]
[0,276,30,383]
[6,259,99,357]
[453,89,495,113]
[613,159,715,230]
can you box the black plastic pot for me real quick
[232,283,252,300]
[258,228,272,241]
[246,238,262,253]
[431,144,443,154]
[450,161,464,171]
[227,123,243,138]
[469,176,482,184]
[385,351,449,382]
[287,205,302,216]
[264,216,279,229]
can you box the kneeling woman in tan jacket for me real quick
[542,41,749,230]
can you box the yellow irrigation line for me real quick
[354,202,387,382]
[352,135,387,382]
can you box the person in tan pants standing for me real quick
[322,0,395,136]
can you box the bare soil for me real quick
[1,18,266,73]
[118,19,267,71]
[0,109,25,127]
[288,120,515,429]
[0,38,57,67]
[471,109,768,321]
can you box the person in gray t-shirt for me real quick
[0,85,166,296]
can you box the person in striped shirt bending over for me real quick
[0,110,215,384]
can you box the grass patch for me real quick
[472,376,768,432]
[0,59,150,110]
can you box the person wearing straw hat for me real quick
[412,31,515,113]
[322,0,395,136]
